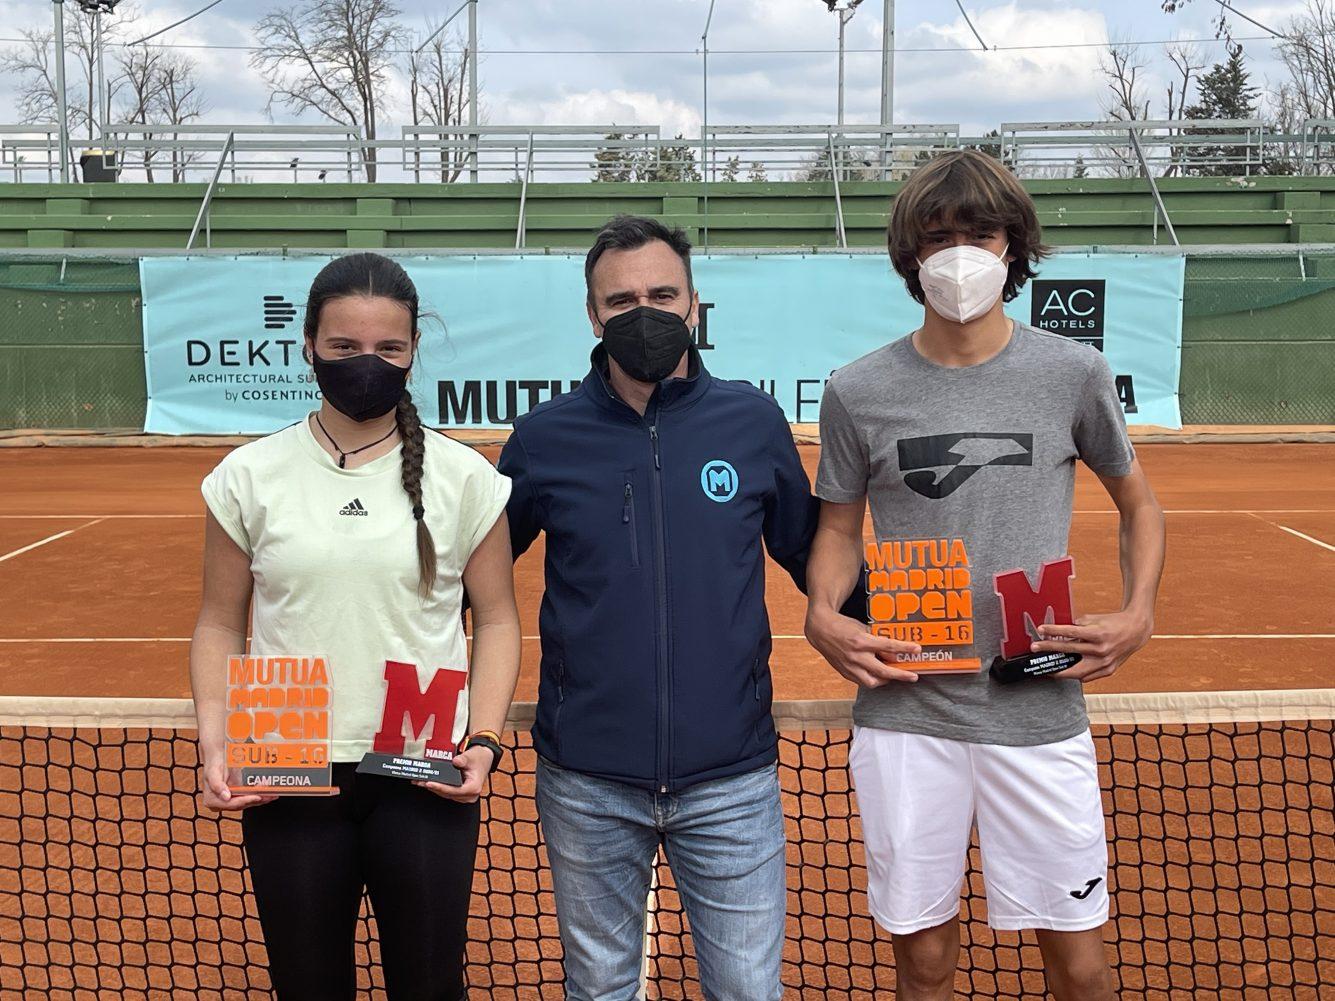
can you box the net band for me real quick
[3,688,1332,730]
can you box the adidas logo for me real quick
[339,499,368,517]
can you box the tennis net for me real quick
[1,690,1332,1000]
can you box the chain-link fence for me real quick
[2,249,1332,431]
[1181,249,1335,425]
[0,256,144,430]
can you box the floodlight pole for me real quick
[54,0,70,181]
[701,0,718,252]
[416,1,477,181]
[880,0,894,178]
[837,8,853,127]
[95,11,106,138]
[468,0,478,182]
[702,0,718,184]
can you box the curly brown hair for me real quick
[888,150,1049,306]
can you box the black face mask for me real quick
[599,305,692,384]
[310,350,410,422]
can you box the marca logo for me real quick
[1031,279,1106,350]
[339,498,368,516]
[372,661,467,757]
[700,459,739,503]
[993,557,1078,661]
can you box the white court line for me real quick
[4,633,1335,643]
[0,514,199,519]
[1274,524,1335,554]
[0,518,104,564]
[1072,509,1335,515]
[2,509,1335,519]
[1245,511,1335,554]
[0,509,1333,522]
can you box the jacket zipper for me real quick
[623,479,640,568]
[648,417,670,794]
[554,660,566,754]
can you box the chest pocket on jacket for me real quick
[622,470,642,570]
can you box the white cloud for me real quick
[0,0,1310,154]
[492,87,701,138]
[902,2,1109,112]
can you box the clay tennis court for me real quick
[2,439,1332,700]
[2,437,1333,1000]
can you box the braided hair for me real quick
[305,253,437,597]
[396,391,437,597]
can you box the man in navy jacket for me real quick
[498,215,852,1000]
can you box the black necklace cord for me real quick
[314,413,398,469]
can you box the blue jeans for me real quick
[535,758,787,1001]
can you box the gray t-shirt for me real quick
[815,322,1135,746]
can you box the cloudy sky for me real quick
[0,0,1311,140]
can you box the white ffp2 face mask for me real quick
[915,244,1009,323]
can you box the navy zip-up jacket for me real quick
[499,344,861,793]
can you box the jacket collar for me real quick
[583,343,711,421]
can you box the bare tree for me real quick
[2,6,138,176]
[1,27,70,126]
[154,53,207,181]
[1102,42,1152,122]
[1099,41,1152,177]
[1161,1,1234,44]
[116,44,166,179]
[405,25,472,182]
[1276,0,1335,121]
[251,0,406,182]
[1265,82,1308,174]
[796,146,882,181]
[1163,40,1205,176]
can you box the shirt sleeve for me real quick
[457,454,513,564]
[814,380,871,503]
[200,459,253,557]
[1073,354,1136,477]
[497,429,544,560]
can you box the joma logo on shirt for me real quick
[897,433,1033,499]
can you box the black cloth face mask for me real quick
[310,349,410,422]
[599,305,692,384]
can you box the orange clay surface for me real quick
[1,442,1332,701]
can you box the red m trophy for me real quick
[989,557,1083,684]
[357,660,467,784]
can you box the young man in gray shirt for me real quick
[804,150,1166,1001]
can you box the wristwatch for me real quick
[460,731,504,773]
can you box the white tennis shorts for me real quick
[849,726,1110,935]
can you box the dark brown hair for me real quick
[303,252,437,597]
[888,149,1049,305]
[585,214,694,304]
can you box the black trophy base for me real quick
[989,651,1082,685]
[357,752,464,785]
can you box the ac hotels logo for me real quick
[1031,279,1106,350]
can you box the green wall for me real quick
[2,176,1334,250]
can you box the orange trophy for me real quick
[225,655,335,795]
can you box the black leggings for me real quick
[241,763,480,1001]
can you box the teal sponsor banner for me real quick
[140,252,1182,433]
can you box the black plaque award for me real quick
[989,556,1083,684]
[357,659,466,785]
